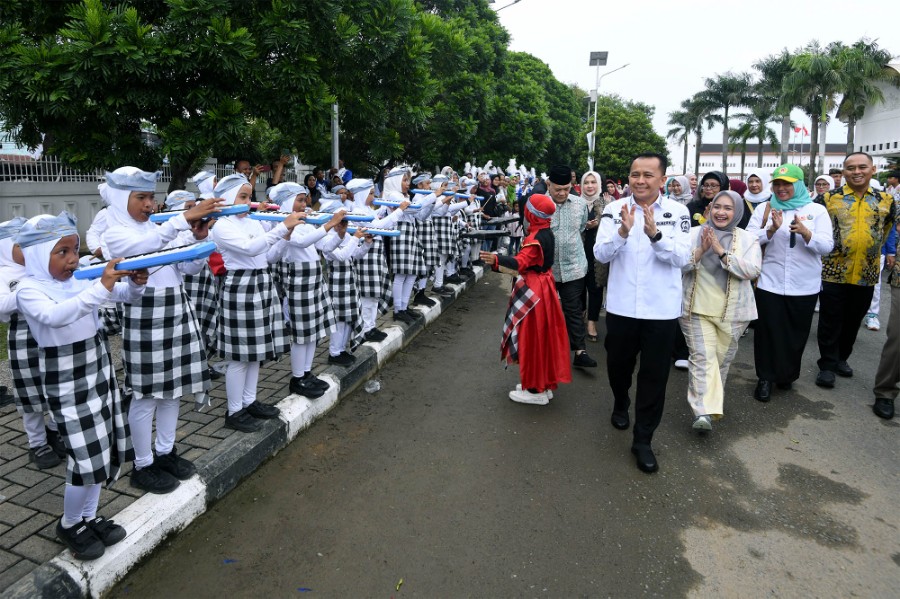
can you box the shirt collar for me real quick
[627,194,663,209]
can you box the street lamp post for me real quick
[588,60,630,172]
[587,52,608,172]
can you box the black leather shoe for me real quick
[224,409,262,433]
[873,398,894,420]
[290,376,325,398]
[631,445,659,473]
[364,328,388,342]
[155,447,196,480]
[573,351,597,368]
[835,361,853,377]
[56,520,105,561]
[328,351,356,366]
[610,411,630,430]
[754,380,772,402]
[245,400,280,419]
[432,286,454,296]
[446,273,464,284]
[84,516,126,546]
[412,290,436,307]
[302,373,329,391]
[815,370,836,388]
[130,461,180,493]
[775,381,792,391]
[45,427,67,459]
[394,310,414,323]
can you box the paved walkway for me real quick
[0,268,483,597]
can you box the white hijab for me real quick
[382,167,408,201]
[745,168,772,204]
[104,166,158,233]
[18,214,86,302]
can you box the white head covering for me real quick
[0,217,28,275]
[193,171,216,196]
[16,213,84,301]
[580,171,602,208]
[383,167,408,199]
[745,168,772,204]
[165,190,196,210]
[213,174,251,206]
[870,177,883,191]
[267,182,307,212]
[103,166,159,232]
[347,179,375,211]
[813,175,835,196]
[318,192,344,213]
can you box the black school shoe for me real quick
[208,366,223,380]
[445,273,464,284]
[302,372,329,391]
[364,328,388,342]
[85,516,126,546]
[432,286,454,296]
[56,520,105,560]
[45,427,67,459]
[155,447,196,480]
[224,408,262,433]
[290,376,325,399]
[245,400,280,419]
[412,290,436,307]
[130,461,180,494]
[573,351,597,368]
[327,352,356,366]
[29,444,62,469]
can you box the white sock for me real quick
[330,323,350,356]
[401,276,416,310]
[128,399,156,469]
[241,362,261,409]
[291,342,315,377]
[225,360,249,415]
[360,297,379,332]
[62,484,91,528]
[21,411,48,449]
[81,484,102,520]
[154,397,180,456]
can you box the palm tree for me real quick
[697,72,754,173]
[681,95,715,175]
[733,90,781,172]
[754,50,795,164]
[728,122,754,179]
[666,109,692,175]
[832,39,900,153]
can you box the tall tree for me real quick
[698,72,753,173]
[590,94,667,181]
[783,42,844,185]
[754,50,795,164]
[732,89,781,171]
[681,95,715,175]
[666,108,692,175]
[728,123,754,180]
[832,39,900,153]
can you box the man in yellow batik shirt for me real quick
[815,152,898,389]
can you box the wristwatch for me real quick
[649,231,663,243]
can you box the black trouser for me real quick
[817,282,874,372]
[582,257,603,322]
[605,313,678,447]
[556,277,586,352]
[754,288,817,384]
[672,326,689,361]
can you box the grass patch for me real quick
[0,321,7,361]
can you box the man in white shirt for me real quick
[594,153,691,473]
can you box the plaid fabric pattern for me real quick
[41,333,133,485]
[98,304,122,337]
[433,215,456,256]
[283,261,335,345]
[7,314,46,413]
[500,277,539,364]
[388,220,425,276]
[219,268,289,361]
[326,260,364,348]
[355,237,392,302]
[269,261,288,301]
[417,219,439,267]
[454,216,468,255]
[182,265,219,355]
[122,286,211,399]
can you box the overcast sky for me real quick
[494,0,900,151]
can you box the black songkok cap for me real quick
[548,165,572,185]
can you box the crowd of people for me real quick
[482,153,898,475]
[0,150,897,561]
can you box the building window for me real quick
[879,143,883,150]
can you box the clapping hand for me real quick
[619,204,635,238]
[788,215,811,243]
[642,203,657,238]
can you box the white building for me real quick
[853,62,900,160]
[667,142,889,178]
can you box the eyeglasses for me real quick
[701,184,721,190]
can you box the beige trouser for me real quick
[680,313,747,419]
[873,286,900,401]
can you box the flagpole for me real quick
[799,127,805,167]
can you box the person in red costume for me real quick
[480,193,572,405]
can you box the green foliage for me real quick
[591,95,667,181]
[0,0,606,182]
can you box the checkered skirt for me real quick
[219,268,290,362]
[417,219,439,267]
[326,260,364,348]
[433,215,456,256]
[387,221,426,276]
[7,314,46,414]
[354,237,392,303]
[98,304,122,337]
[283,261,335,345]
[41,333,133,485]
[122,286,211,400]
[182,265,219,355]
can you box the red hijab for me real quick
[524,194,556,241]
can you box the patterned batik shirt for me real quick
[549,194,588,283]
[821,184,897,286]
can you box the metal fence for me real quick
[0,156,307,186]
